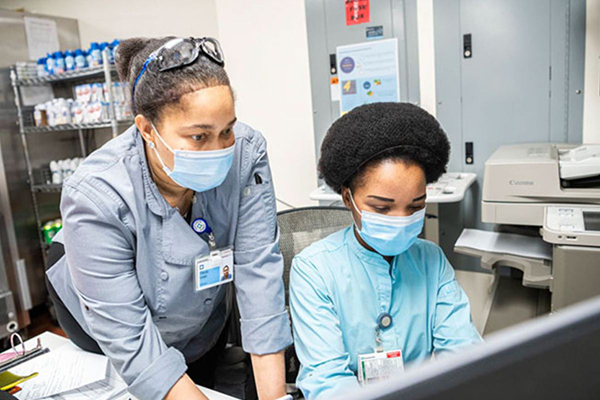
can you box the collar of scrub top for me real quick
[131,37,225,112]
[347,224,390,262]
[134,126,167,216]
[346,225,401,281]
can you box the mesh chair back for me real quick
[277,206,353,306]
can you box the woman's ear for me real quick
[341,187,352,210]
[135,114,154,144]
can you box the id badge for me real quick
[194,247,234,292]
[357,349,404,386]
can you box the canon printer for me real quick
[456,143,600,312]
[481,143,600,226]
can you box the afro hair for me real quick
[318,102,450,193]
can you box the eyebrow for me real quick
[412,193,427,202]
[367,195,395,203]
[367,193,427,203]
[183,118,237,131]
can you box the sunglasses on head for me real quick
[132,37,225,109]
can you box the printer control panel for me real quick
[543,206,600,246]
[546,207,585,232]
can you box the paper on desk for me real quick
[10,342,108,400]
[47,364,128,400]
[455,229,552,260]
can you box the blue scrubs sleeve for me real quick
[432,249,484,354]
[233,134,292,355]
[290,256,361,400]
[61,185,187,400]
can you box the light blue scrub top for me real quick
[47,123,292,400]
[289,227,483,400]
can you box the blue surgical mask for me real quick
[147,122,235,193]
[349,190,426,257]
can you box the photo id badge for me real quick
[357,349,404,386]
[194,247,234,292]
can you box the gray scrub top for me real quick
[47,122,292,400]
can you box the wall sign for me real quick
[345,0,370,26]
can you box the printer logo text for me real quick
[509,180,534,186]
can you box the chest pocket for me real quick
[162,213,209,265]
[235,183,277,250]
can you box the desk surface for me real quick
[3,331,239,400]
[310,172,477,204]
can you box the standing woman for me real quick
[45,37,291,400]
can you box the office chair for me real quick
[276,206,353,394]
[277,206,353,306]
[222,206,353,398]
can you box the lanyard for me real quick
[375,312,393,353]
[192,217,217,250]
[190,194,217,251]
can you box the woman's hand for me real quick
[251,351,287,399]
[165,374,210,400]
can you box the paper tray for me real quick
[455,229,553,290]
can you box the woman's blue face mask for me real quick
[147,122,235,193]
[349,190,426,257]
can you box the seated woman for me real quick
[289,102,483,400]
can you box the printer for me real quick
[457,143,600,312]
[482,143,600,226]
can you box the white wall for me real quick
[0,0,219,49]
[416,0,437,117]
[215,0,317,209]
[583,0,600,143]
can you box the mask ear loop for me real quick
[347,189,362,216]
[347,189,364,232]
[143,122,174,175]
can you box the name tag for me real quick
[194,247,234,292]
[357,349,404,386]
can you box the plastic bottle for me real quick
[89,42,102,67]
[62,158,72,178]
[109,39,120,64]
[49,160,61,184]
[42,222,55,244]
[53,52,65,74]
[100,42,109,60]
[45,53,55,75]
[74,49,87,70]
[33,104,47,126]
[64,50,75,71]
[51,220,63,238]
[36,57,47,77]
[69,159,79,175]
[85,50,92,68]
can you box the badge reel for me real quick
[192,218,234,292]
[357,313,404,386]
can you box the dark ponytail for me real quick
[115,36,231,123]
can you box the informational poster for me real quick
[336,38,400,115]
[345,0,370,26]
[24,16,60,60]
